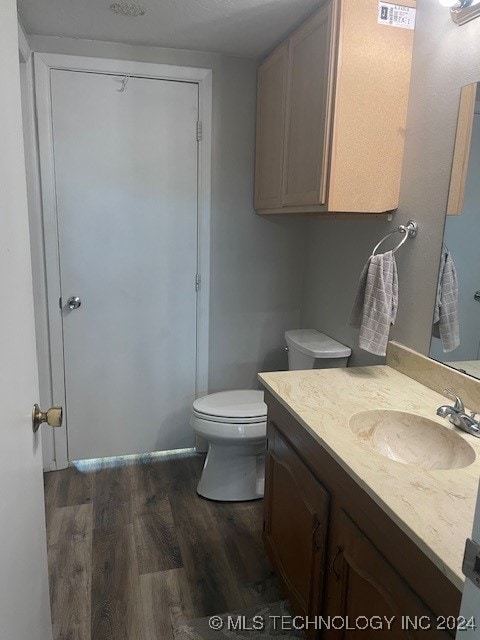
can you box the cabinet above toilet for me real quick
[254,0,416,215]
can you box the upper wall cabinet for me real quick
[255,43,289,210]
[254,0,416,215]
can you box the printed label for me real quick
[378,3,416,29]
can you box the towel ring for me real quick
[371,220,418,256]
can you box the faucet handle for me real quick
[444,389,465,413]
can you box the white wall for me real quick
[300,4,480,366]
[27,37,305,414]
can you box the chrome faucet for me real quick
[436,389,480,438]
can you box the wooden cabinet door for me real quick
[264,426,330,629]
[324,511,453,639]
[282,1,334,207]
[254,43,288,210]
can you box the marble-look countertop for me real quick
[258,365,480,591]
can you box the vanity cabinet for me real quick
[263,393,461,640]
[254,0,416,215]
[264,427,330,621]
[324,512,452,639]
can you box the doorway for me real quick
[35,55,212,466]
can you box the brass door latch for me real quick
[32,404,63,433]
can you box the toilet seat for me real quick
[192,409,265,424]
[193,390,266,423]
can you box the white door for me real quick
[0,3,52,639]
[50,70,199,461]
[456,481,480,639]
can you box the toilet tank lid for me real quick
[285,330,352,359]
[193,390,267,419]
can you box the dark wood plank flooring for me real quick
[44,450,280,640]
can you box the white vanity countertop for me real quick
[258,365,480,591]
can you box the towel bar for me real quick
[372,220,418,256]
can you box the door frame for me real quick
[34,52,212,470]
[19,33,58,471]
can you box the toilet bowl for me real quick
[191,390,267,501]
[191,330,351,502]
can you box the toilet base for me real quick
[197,441,265,502]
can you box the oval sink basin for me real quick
[349,410,476,470]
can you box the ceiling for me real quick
[18,0,322,59]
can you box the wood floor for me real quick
[44,450,280,640]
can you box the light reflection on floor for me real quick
[71,447,196,473]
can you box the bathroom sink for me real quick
[349,410,476,470]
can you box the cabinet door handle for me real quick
[332,546,343,580]
[313,520,325,551]
[313,521,322,550]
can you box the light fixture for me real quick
[439,0,480,24]
[110,2,147,17]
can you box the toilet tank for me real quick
[285,330,351,371]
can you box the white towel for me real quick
[432,245,459,352]
[348,251,398,357]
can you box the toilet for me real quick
[191,330,351,501]
[284,329,351,370]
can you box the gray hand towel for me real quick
[432,245,459,352]
[348,251,398,357]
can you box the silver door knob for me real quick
[475,291,480,302]
[67,296,81,310]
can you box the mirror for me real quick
[430,81,480,378]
